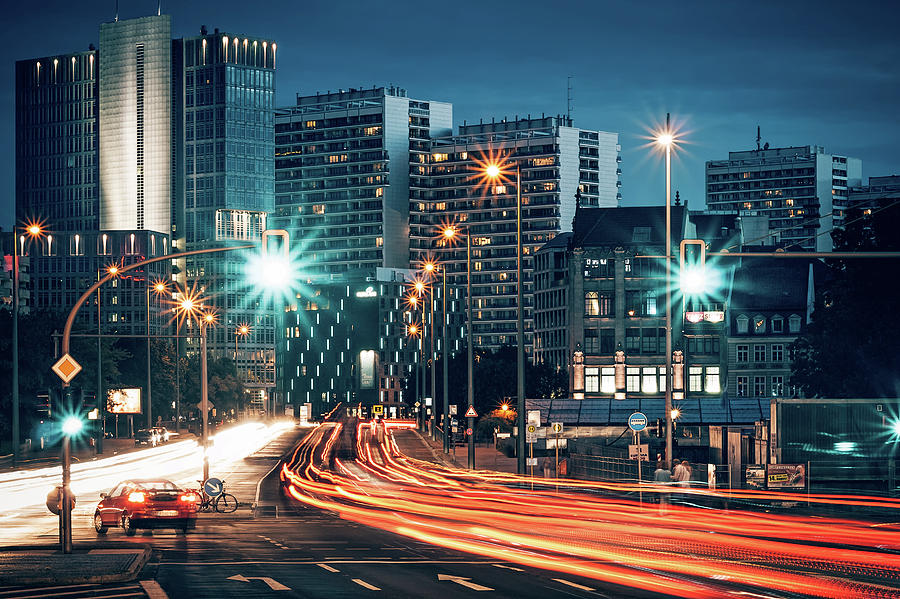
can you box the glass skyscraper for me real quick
[174,28,277,401]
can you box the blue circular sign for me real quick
[628,412,648,432]
[203,477,224,498]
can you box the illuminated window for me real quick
[585,367,599,393]
[641,367,658,394]
[363,126,381,136]
[492,185,507,195]
[600,367,615,393]
[585,292,599,316]
[771,376,784,396]
[305,120,317,129]
[743,202,752,210]
[473,262,482,271]
[375,187,383,197]
[533,157,554,166]
[328,154,347,163]
[754,376,766,397]
[753,316,766,334]
[785,199,795,206]
[542,182,555,191]
[736,376,748,397]
[626,367,640,392]
[689,366,703,392]
[432,153,448,162]
[705,366,720,393]
[376,237,383,247]
[459,152,467,160]
[312,204,325,215]
[435,202,446,211]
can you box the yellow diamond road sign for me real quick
[52,354,82,384]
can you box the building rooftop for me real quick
[525,396,767,426]
[572,205,687,248]
[729,258,817,313]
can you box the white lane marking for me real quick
[492,563,524,572]
[437,574,494,591]
[317,563,340,572]
[352,579,381,591]
[0,586,141,599]
[140,580,171,599]
[553,578,596,592]
[226,574,290,591]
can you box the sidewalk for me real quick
[0,544,150,585]
[394,429,519,473]
[0,434,197,474]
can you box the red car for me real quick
[93,479,199,535]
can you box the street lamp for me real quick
[421,261,440,442]
[11,220,45,467]
[425,260,452,453]
[484,158,526,476]
[406,316,422,430]
[655,113,680,469]
[145,277,170,429]
[441,224,475,469]
[59,412,84,554]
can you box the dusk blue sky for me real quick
[3,0,899,230]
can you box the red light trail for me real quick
[281,420,900,598]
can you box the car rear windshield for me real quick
[138,481,178,491]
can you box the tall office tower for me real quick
[412,116,620,354]
[173,28,277,402]
[99,15,172,233]
[15,50,99,232]
[273,87,453,277]
[705,145,862,252]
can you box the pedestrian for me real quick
[653,461,671,514]
[676,460,692,488]
[672,460,686,483]
[542,456,552,479]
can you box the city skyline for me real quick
[3,0,900,230]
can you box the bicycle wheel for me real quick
[215,493,238,513]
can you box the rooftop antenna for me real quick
[756,125,761,151]
[567,75,574,123]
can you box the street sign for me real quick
[527,410,541,428]
[526,424,536,433]
[628,412,648,432]
[551,422,563,434]
[51,354,82,384]
[526,457,538,467]
[372,405,384,415]
[546,438,568,449]
[628,444,650,461]
[465,427,473,436]
[465,406,478,418]
[195,400,215,411]
[525,431,537,444]
[449,405,457,415]
[452,426,458,433]
[203,477,224,498]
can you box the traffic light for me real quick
[655,418,664,438]
[679,239,707,296]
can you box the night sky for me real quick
[2,0,899,231]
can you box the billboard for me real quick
[359,350,376,389]
[107,388,142,414]
[766,463,806,489]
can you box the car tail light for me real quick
[128,491,146,503]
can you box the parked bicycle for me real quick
[194,480,238,513]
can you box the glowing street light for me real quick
[485,163,501,178]
[62,416,84,437]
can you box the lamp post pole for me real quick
[11,239,20,468]
[516,161,526,475]
[201,318,210,484]
[146,285,152,428]
[466,231,475,470]
[429,285,436,440]
[663,113,674,470]
[442,269,449,454]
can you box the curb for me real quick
[409,429,463,468]
[0,544,151,586]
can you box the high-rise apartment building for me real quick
[15,50,99,232]
[273,87,453,277]
[412,116,621,354]
[705,145,862,252]
[99,15,172,233]
[173,28,277,396]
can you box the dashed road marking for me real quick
[352,579,381,591]
[317,563,340,572]
[553,578,596,592]
[139,580,170,599]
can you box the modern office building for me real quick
[273,87,453,277]
[15,49,99,233]
[413,116,621,354]
[705,145,862,252]
[277,267,464,418]
[849,175,900,212]
[173,27,277,397]
[99,15,173,233]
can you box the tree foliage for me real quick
[791,202,900,398]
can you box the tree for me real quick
[791,202,900,398]
[178,353,246,420]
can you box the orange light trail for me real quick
[279,419,900,598]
